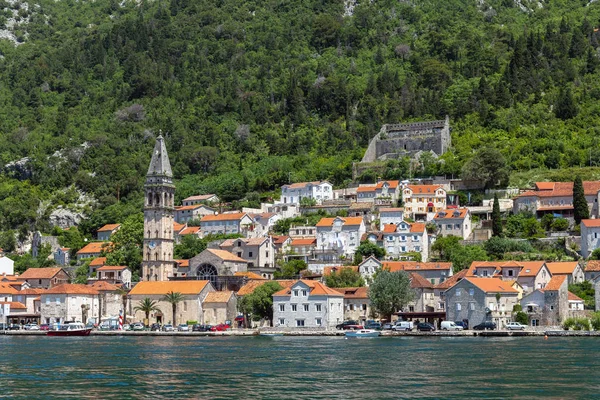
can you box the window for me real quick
[55,297,61,304]
[249,252,253,257]
[470,303,475,311]
[469,289,474,296]
[303,304,309,312]
[316,318,322,326]
[279,304,285,312]
[316,304,322,312]
[550,305,554,310]
[45,297,50,305]
[293,290,299,296]
[279,319,285,326]
[39,279,42,285]
[266,252,269,258]
[184,302,187,311]
[409,306,415,312]
[362,304,367,311]
[296,320,305,327]
[456,288,461,296]
[291,304,297,312]
[302,290,307,296]
[456,303,462,311]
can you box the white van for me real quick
[392,321,414,331]
[441,321,463,331]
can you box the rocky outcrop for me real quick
[49,206,85,229]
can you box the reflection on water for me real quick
[1,335,598,399]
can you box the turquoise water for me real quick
[1,335,598,399]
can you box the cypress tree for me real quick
[492,192,503,237]
[573,176,589,225]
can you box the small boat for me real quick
[47,322,92,337]
[345,329,381,338]
[259,332,283,337]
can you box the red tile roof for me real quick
[89,257,107,267]
[409,223,426,233]
[272,235,290,245]
[434,269,468,290]
[88,281,122,291]
[323,266,359,276]
[376,180,399,189]
[544,275,567,291]
[434,208,469,219]
[383,224,397,233]
[96,265,128,271]
[234,271,266,280]
[410,272,434,289]
[76,242,112,255]
[466,277,519,293]
[568,291,584,302]
[173,222,186,233]
[357,185,376,193]
[379,208,404,213]
[45,284,99,295]
[582,219,600,228]
[237,280,295,296]
[20,267,65,280]
[0,283,19,294]
[406,185,443,194]
[183,194,217,202]
[201,212,248,222]
[383,261,453,272]
[332,287,369,299]
[0,301,26,309]
[284,181,328,189]
[316,217,364,227]
[97,224,121,232]
[179,226,201,236]
[175,259,189,267]
[290,238,317,246]
[517,262,546,277]
[206,249,247,262]
[203,291,234,303]
[517,181,600,198]
[546,262,579,275]
[273,280,344,297]
[585,261,600,272]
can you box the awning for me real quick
[427,202,434,207]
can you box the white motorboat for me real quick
[344,329,381,338]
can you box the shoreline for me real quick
[1,330,598,337]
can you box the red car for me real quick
[210,323,231,332]
[39,324,50,331]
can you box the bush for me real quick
[551,218,569,231]
[512,304,522,312]
[563,317,591,331]
[514,311,528,325]
[590,312,600,331]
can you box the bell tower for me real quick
[141,134,176,281]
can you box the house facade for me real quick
[219,237,276,278]
[19,267,70,289]
[97,224,121,241]
[513,181,600,218]
[379,208,404,230]
[433,208,472,240]
[546,262,585,284]
[520,275,570,326]
[202,291,238,325]
[40,284,100,325]
[402,185,447,221]
[581,219,600,258]
[175,204,216,224]
[356,180,400,204]
[96,266,132,288]
[316,217,366,258]
[381,222,429,261]
[332,287,370,323]
[200,213,254,237]
[0,255,14,275]
[53,248,70,266]
[273,280,344,329]
[76,242,111,262]
[280,181,333,205]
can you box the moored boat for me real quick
[345,329,381,338]
[47,322,92,337]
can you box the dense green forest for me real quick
[1,0,600,244]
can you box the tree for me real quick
[106,213,144,274]
[514,311,528,325]
[368,270,415,321]
[492,193,503,237]
[325,268,365,288]
[555,87,578,120]
[431,236,461,260]
[353,241,385,264]
[590,248,600,260]
[573,176,589,225]
[568,281,595,309]
[174,234,206,259]
[237,281,282,327]
[134,298,161,326]
[163,291,184,326]
[460,147,509,189]
[274,259,307,279]
[541,213,554,231]
[73,259,92,284]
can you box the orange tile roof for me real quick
[89,281,122,291]
[183,194,217,201]
[316,217,364,227]
[535,182,556,190]
[273,280,344,297]
[546,262,579,275]
[76,242,112,255]
[434,208,469,219]
[410,272,434,289]
[206,249,247,262]
[201,212,248,222]
[332,287,369,299]
[582,219,600,228]
[179,226,201,236]
[18,288,45,295]
[20,267,65,280]
[272,235,290,245]
[290,238,317,246]
[323,266,359,276]
[96,265,128,271]
[357,185,377,193]
[175,259,189,267]
[383,224,397,233]
[0,283,19,294]
[234,271,266,280]
[465,277,519,293]
[376,180,399,189]
[517,262,546,277]
[237,280,295,296]
[517,181,600,198]
[544,275,567,291]
[0,301,26,309]
[284,181,328,189]
[380,207,404,213]
[410,223,426,233]
[568,291,584,302]
[406,185,443,194]
[129,280,210,295]
[97,224,120,232]
[434,269,468,290]
[383,261,453,272]
[203,291,234,303]
[585,261,600,272]
[173,222,186,233]
[45,284,99,295]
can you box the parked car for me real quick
[392,321,414,331]
[132,322,145,331]
[192,324,212,332]
[335,320,363,330]
[382,323,394,330]
[210,323,231,332]
[416,322,436,332]
[39,324,50,331]
[454,321,469,330]
[24,324,40,331]
[162,324,174,332]
[441,321,463,331]
[150,323,161,331]
[364,322,382,330]
[177,324,190,332]
[506,322,527,331]
[473,321,497,331]
[7,324,21,331]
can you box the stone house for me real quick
[182,249,249,280]
[19,267,70,289]
[380,222,429,261]
[88,281,126,321]
[408,273,437,313]
[466,261,552,294]
[316,216,366,258]
[445,277,520,329]
[128,281,214,325]
[433,208,472,240]
[200,212,254,237]
[520,275,570,327]
[40,284,100,325]
[280,181,333,205]
[513,181,600,219]
[95,266,132,288]
[182,194,220,206]
[96,224,121,241]
[273,280,344,329]
[53,248,70,266]
[379,208,404,229]
[584,260,600,282]
[31,231,61,259]
[7,288,42,324]
[272,235,292,255]
[546,262,585,284]
[249,213,280,237]
[332,287,371,323]
[402,185,447,221]
[202,291,238,325]
[516,262,552,294]
[89,257,107,276]
[581,219,600,258]
[383,260,453,286]
[219,237,275,276]
[76,242,111,262]
[433,269,469,314]
[289,226,317,238]
[175,204,216,224]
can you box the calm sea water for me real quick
[1,335,598,399]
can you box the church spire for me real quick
[147,133,173,177]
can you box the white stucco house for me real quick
[581,219,600,259]
[316,216,366,258]
[280,181,333,205]
[0,255,14,276]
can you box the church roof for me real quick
[147,135,173,177]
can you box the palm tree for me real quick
[163,291,184,326]
[134,298,161,327]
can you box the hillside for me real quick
[1,0,600,241]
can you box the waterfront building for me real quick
[202,291,237,325]
[182,249,248,288]
[141,135,176,282]
[40,284,100,325]
[520,275,573,327]
[332,287,370,324]
[19,267,70,289]
[272,280,344,329]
